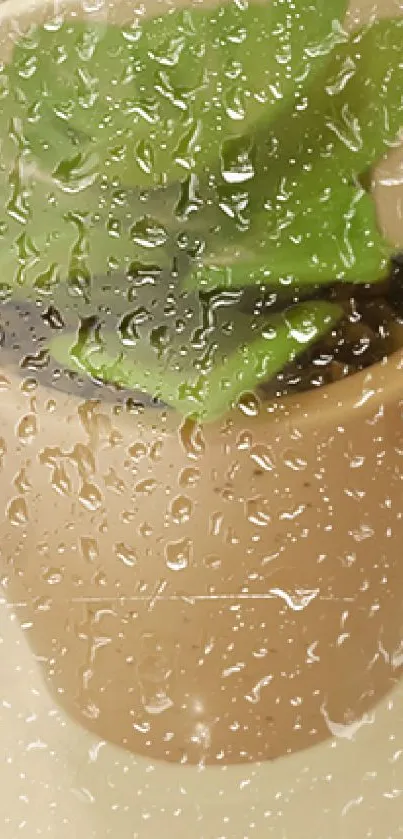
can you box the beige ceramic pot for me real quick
[0,0,403,768]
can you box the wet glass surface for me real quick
[0,0,403,834]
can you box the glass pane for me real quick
[1,0,403,835]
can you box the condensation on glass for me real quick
[0,0,403,836]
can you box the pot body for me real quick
[0,0,403,767]
[1,360,403,765]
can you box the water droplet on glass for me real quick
[142,692,174,715]
[53,151,98,193]
[128,441,148,461]
[246,496,271,527]
[220,134,255,184]
[33,264,60,295]
[283,449,308,472]
[179,466,201,488]
[114,542,137,568]
[82,0,105,12]
[135,139,154,175]
[165,537,192,571]
[20,377,38,395]
[80,536,99,563]
[16,413,38,444]
[51,464,71,496]
[130,217,168,249]
[79,481,103,511]
[179,416,205,458]
[224,85,246,121]
[33,596,52,612]
[203,554,222,570]
[6,496,28,525]
[238,391,260,416]
[250,444,276,472]
[169,494,192,524]
[41,567,64,586]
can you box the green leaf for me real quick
[0,159,181,296]
[185,167,392,291]
[184,18,403,293]
[6,0,348,188]
[289,17,403,177]
[48,299,342,421]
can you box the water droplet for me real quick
[250,444,276,472]
[130,217,168,249]
[82,0,105,13]
[238,391,260,416]
[224,85,246,121]
[104,467,125,495]
[68,265,91,301]
[236,431,252,450]
[283,449,308,471]
[138,521,153,538]
[33,595,52,612]
[173,118,201,170]
[246,496,271,527]
[209,510,223,537]
[118,308,149,345]
[270,587,319,611]
[20,377,38,394]
[149,440,163,462]
[14,467,31,493]
[72,444,95,478]
[245,674,273,705]
[51,464,71,496]
[142,692,174,715]
[0,375,10,391]
[80,537,99,563]
[0,436,6,469]
[41,567,64,585]
[220,134,255,184]
[79,481,103,511]
[165,537,192,571]
[16,413,38,444]
[114,542,137,568]
[135,479,157,496]
[127,261,161,286]
[179,466,201,488]
[203,554,222,570]
[175,173,203,220]
[7,496,28,525]
[53,151,98,193]
[150,323,171,355]
[21,349,50,371]
[33,264,60,295]
[169,494,192,524]
[179,417,205,459]
[135,139,154,175]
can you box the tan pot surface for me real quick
[1,603,403,838]
[0,0,403,770]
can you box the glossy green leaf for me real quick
[267,17,403,179]
[185,168,392,290]
[0,160,180,297]
[49,300,342,421]
[185,18,403,292]
[6,0,348,188]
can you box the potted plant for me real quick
[0,0,403,767]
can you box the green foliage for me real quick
[49,300,343,421]
[0,4,402,420]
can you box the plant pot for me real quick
[0,0,403,768]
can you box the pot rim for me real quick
[2,345,402,438]
[1,0,403,438]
